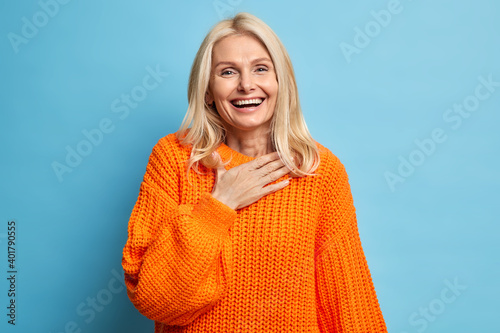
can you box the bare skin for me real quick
[211,152,290,210]
[207,35,291,210]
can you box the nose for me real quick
[238,70,255,93]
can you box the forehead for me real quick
[212,34,272,64]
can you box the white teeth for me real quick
[233,98,263,106]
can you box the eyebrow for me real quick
[214,57,273,68]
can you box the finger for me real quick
[251,152,281,169]
[263,164,291,184]
[258,158,287,177]
[252,162,289,187]
[262,178,290,195]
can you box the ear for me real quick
[205,91,214,105]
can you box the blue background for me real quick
[1,0,499,332]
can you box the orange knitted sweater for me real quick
[122,133,387,333]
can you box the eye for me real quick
[221,69,236,76]
[255,66,268,73]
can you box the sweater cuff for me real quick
[192,192,237,232]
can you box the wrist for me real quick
[211,190,237,210]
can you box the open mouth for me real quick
[231,98,264,108]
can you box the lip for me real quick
[230,97,265,103]
[229,97,266,113]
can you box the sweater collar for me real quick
[216,142,257,167]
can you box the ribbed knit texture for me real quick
[122,133,387,333]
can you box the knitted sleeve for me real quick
[314,152,387,332]
[121,138,237,326]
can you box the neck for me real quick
[224,127,274,158]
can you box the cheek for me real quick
[261,78,278,98]
[211,80,236,100]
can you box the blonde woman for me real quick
[122,12,387,332]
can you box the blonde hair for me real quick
[177,12,320,176]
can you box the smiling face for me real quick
[207,34,278,136]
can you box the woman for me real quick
[122,12,387,333]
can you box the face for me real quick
[207,34,278,136]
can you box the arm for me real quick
[315,153,387,332]
[121,138,237,325]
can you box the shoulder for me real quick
[313,141,355,223]
[155,132,189,151]
[311,141,353,203]
[314,141,347,178]
[150,133,191,159]
[142,132,195,186]
[144,132,192,174]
